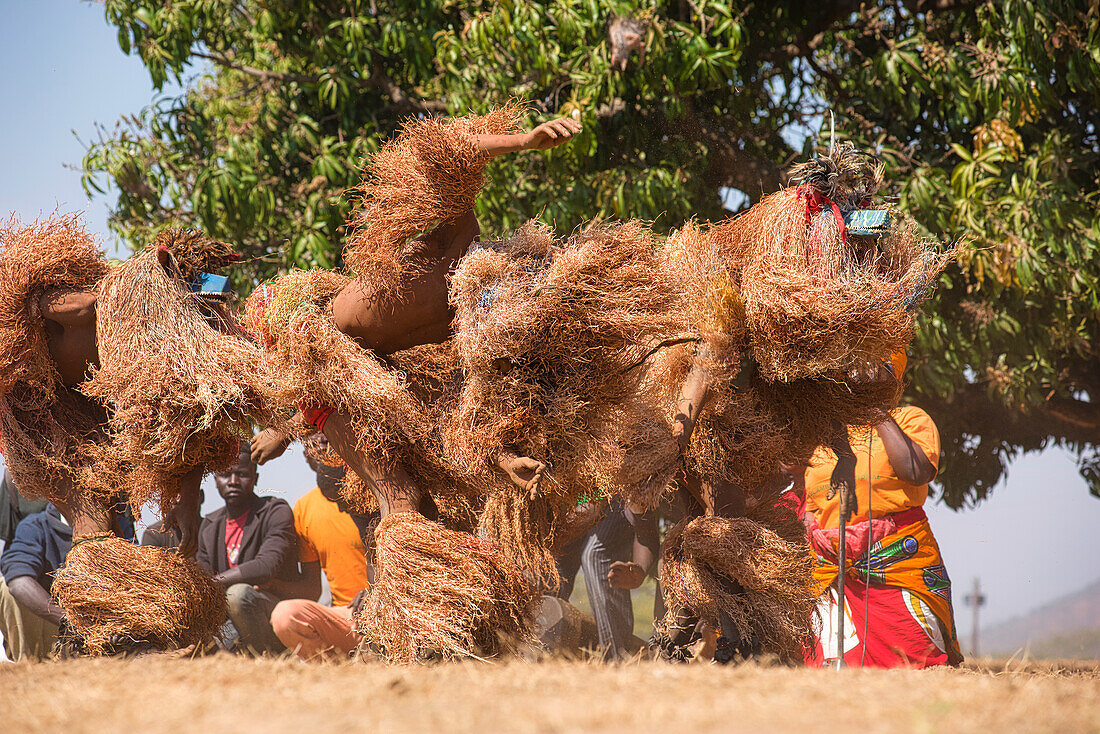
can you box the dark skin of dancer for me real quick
[669,344,747,516]
[251,116,582,516]
[36,262,205,555]
[669,347,902,517]
[664,346,791,659]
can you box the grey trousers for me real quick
[225,583,286,655]
[556,509,635,660]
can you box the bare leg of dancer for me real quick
[320,408,436,519]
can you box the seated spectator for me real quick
[802,352,963,668]
[0,504,71,660]
[270,437,375,660]
[141,491,204,552]
[0,469,47,552]
[196,442,298,655]
[555,498,658,660]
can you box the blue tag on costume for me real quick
[190,272,231,297]
[843,209,890,236]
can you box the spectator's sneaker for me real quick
[215,619,240,651]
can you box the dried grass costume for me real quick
[244,109,541,662]
[0,214,112,506]
[84,229,276,517]
[657,500,817,662]
[53,535,227,655]
[447,220,688,586]
[654,144,950,660]
[0,215,266,653]
[360,512,535,664]
[345,103,525,299]
[244,270,479,529]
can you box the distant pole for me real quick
[964,577,986,658]
[835,503,847,670]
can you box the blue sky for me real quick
[1,0,1098,636]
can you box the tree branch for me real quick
[1041,395,1100,433]
[912,0,982,11]
[757,0,865,66]
[694,118,785,199]
[916,384,1099,448]
[367,65,448,114]
[193,52,320,85]
[682,103,785,199]
[592,98,785,201]
[914,383,1099,506]
[194,52,447,114]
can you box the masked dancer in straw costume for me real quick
[444,218,687,591]
[652,142,951,664]
[0,214,272,653]
[244,107,582,663]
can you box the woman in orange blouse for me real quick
[802,353,963,668]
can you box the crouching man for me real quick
[0,504,72,660]
[197,442,298,654]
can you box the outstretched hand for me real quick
[608,561,647,590]
[525,117,582,151]
[251,427,291,466]
[504,455,547,500]
[826,435,858,523]
[166,499,200,558]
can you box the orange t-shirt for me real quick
[293,487,369,606]
[804,405,940,530]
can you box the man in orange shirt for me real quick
[802,352,962,668]
[269,437,375,660]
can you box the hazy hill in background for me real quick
[983,576,1100,660]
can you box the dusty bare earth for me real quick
[2,656,1097,734]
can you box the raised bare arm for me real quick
[474,117,582,157]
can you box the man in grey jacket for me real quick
[196,444,299,654]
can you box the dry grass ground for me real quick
[2,656,1097,734]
